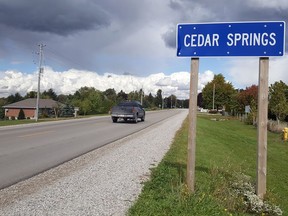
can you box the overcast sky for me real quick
[0,0,287,99]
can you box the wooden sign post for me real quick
[187,58,199,192]
[256,57,269,198]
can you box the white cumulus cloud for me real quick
[228,55,288,88]
[0,68,215,99]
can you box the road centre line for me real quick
[18,131,55,138]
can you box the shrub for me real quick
[231,173,283,215]
[244,113,254,125]
[209,109,218,114]
[18,109,25,120]
[267,120,287,133]
[0,108,5,120]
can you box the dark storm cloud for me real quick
[163,0,288,50]
[0,0,110,35]
[162,27,176,48]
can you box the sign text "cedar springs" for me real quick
[183,32,277,47]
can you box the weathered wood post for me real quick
[187,57,199,193]
[256,57,269,198]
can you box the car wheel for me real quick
[112,117,118,123]
[141,115,145,122]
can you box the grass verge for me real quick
[128,115,288,216]
[0,119,39,126]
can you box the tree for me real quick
[269,81,288,124]
[145,93,155,108]
[117,90,128,102]
[75,87,95,99]
[237,85,258,113]
[59,104,74,117]
[81,98,92,115]
[42,88,57,100]
[70,87,108,114]
[103,88,117,113]
[197,93,203,107]
[88,90,105,114]
[25,91,37,98]
[248,98,257,125]
[0,98,7,119]
[183,99,189,108]
[7,93,23,104]
[202,74,235,110]
[52,102,63,119]
[18,108,25,120]
[128,90,140,101]
[154,89,162,108]
[167,94,176,108]
[103,88,117,102]
[57,94,69,104]
[226,91,239,116]
[235,85,258,124]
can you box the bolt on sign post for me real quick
[176,21,285,195]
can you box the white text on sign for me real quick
[184,32,277,47]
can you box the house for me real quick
[3,98,63,119]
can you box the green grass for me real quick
[128,115,288,216]
[0,119,39,126]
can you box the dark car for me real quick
[110,101,145,123]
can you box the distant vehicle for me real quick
[110,101,145,123]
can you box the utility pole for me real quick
[175,96,177,108]
[162,90,164,109]
[140,88,144,105]
[35,44,45,122]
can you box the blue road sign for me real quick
[177,21,285,57]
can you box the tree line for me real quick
[201,74,288,124]
[1,74,288,123]
[0,87,189,119]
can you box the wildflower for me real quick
[231,173,282,215]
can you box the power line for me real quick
[44,47,88,70]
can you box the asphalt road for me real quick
[0,109,184,189]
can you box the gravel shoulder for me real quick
[0,109,188,216]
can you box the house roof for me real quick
[3,98,62,109]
